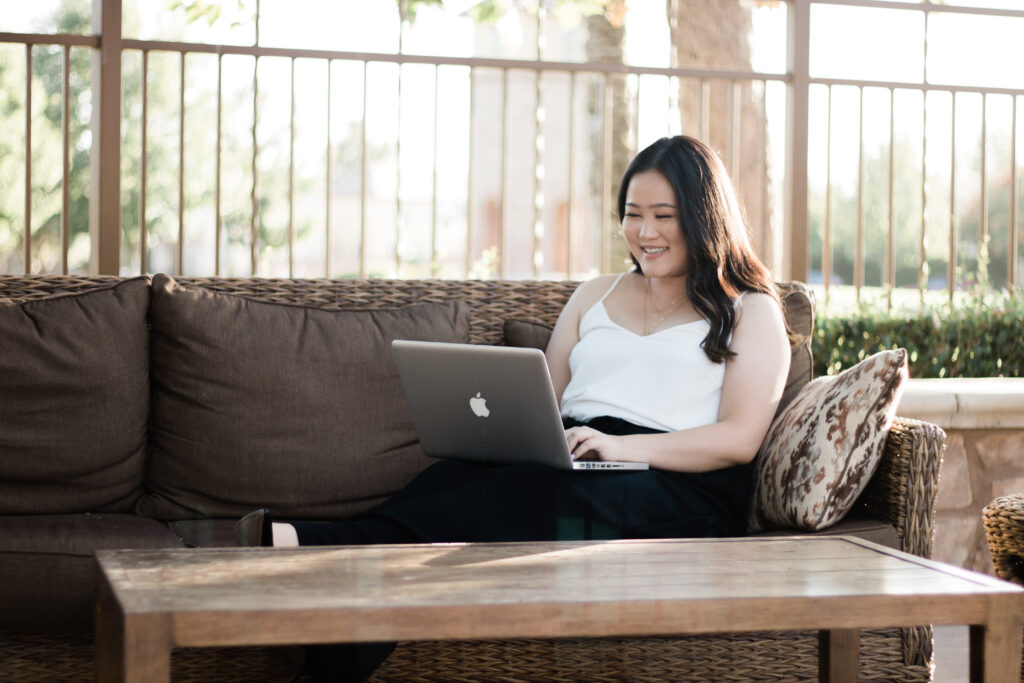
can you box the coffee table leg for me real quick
[818,628,859,683]
[968,611,1024,683]
[96,574,172,683]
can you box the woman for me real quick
[238,135,791,681]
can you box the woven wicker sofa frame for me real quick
[0,275,945,682]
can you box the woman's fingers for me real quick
[565,427,601,460]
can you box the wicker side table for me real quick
[982,493,1024,681]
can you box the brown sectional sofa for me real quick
[0,274,944,681]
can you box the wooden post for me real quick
[785,0,810,283]
[90,0,122,275]
[818,628,859,683]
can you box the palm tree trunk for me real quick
[585,0,633,273]
[674,0,773,266]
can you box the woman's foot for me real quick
[272,522,300,547]
[234,508,273,547]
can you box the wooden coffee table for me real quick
[95,536,1023,682]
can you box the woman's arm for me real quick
[545,275,620,405]
[565,291,790,472]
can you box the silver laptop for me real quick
[391,340,648,471]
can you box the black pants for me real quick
[292,416,753,681]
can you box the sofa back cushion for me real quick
[0,278,150,514]
[136,274,472,520]
[775,282,815,417]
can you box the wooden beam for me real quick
[785,0,810,282]
[90,0,122,275]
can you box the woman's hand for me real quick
[565,426,630,462]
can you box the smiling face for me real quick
[621,170,688,279]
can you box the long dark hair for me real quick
[617,135,781,363]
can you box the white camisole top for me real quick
[560,272,734,433]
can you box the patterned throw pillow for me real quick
[749,348,909,532]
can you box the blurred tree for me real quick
[0,0,92,274]
[809,129,1017,301]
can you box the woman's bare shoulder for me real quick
[737,290,781,310]
[569,273,630,308]
[734,290,787,332]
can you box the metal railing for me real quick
[0,32,98,276]
[808,1,1024,308]
[2,0,1022,308]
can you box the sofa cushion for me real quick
[137,274,471,520]
[0,278,150,514]
[748,516,900,550]
[167,518,241,548]
[775,283,814,417]
[0,514,183,629]
[503,318,553,350]
[749,348,909,532]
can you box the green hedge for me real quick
[812,293,1024,379]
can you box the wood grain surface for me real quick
[95,536,1024,682]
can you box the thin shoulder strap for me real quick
[598,272,628,303]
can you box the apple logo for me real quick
[469,392,490,417]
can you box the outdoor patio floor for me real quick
[933,625,969,682]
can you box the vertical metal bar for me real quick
[178,53,185,275]
[288,57,296,278]
[699,79,710,142]
[140,51,148,275]
[61,45,71,274]
[396,1,406,276]
[786,0,811,283]
[431,65,440,276]
[667,75,674,137]
[215,54,222,276]
[666,0,678,72]
[979,93,988,261]
[920,7,929,303]
[949,94,957,304]
[1011,95,1019,289]
[855,87,864,303]
[534,3,544,279]
[251,56,260,276]
[91,0,123,274]
[24,44,31,273]
[500,68,509,279]
[395,62,403,275]
[359,61,368,278]
[465,66,475,278]
[325,60,333,278]
[601,73,612,273]
[534,69,543,279]
[535,3,543,61]
[887,88,896,310]
[567,71,576,279]
[730,81,741,180]
[919,92,927,306]
[823,85,833,306]
[251,0,261,276]
[760,79,770,267]
[632,75,641,157]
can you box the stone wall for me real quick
[897,378,1024,576]
[933,429,1024,574]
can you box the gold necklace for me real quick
[644,279,684,335]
